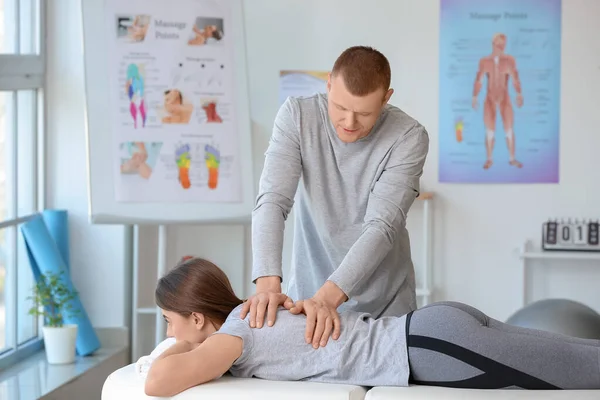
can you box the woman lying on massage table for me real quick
[144,257,600,397]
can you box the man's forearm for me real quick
[251,202,287,283]
[251,97,302,287]
[327,224,395,299]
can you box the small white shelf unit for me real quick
[517,240,600,307]
[415,192,434,307]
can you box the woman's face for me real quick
[162,309,210,344]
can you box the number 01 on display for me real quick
[542,220,600,251]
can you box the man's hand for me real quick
[240,276,293,328]
[287,298,341,349]
[287,281,347,349]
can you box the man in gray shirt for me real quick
[241,46,429,348]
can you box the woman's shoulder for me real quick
[216,305,253,349]
[225,303,247,323]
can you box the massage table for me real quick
[101,363,367,399]
[102,363,599,399]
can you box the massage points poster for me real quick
[106,0,242,202]
[439,0,561,183]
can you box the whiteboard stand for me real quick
[122,225,134,360]
[154,225,168,344]
[131,225,140,362]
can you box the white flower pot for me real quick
[42,324,78,364]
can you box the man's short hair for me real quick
[331,46,391,96]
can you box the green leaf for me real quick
[27,270,79,327]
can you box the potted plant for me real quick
[28,271,79,364]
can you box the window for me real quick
[0,0,45,369]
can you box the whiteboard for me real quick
[81,0,254,225]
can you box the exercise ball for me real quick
[506,298,600,340]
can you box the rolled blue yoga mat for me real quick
[41,209,70,273]
[21,214,100,356]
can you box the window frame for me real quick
[0,0,46,370]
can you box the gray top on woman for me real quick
[216,304,409,387]
[251,93,429,318]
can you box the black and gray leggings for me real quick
[405,301,600,390]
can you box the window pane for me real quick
[0,0,16,53]
[0,93,8,351]
[0,228,6,350]
[0,91,19,353]
[0,91,16,223]
[16,90,37,343]
[18,0,39,54]
[17,90,36,217]
[0,226,16,352]
[17,227,35,344]
[0,0,40,54]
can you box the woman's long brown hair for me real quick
[155,256,243,325]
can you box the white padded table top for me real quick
[101,363,367,400]
[365,386,600,399]
[103,364,599,400]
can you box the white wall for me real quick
[46,0,600,338]
[46,0,126,328]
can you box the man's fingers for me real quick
[255,298,268,328]
[304,304,317,344]
[332,312,342,340]
[289,300,304,314]
[249,298,258,328]
[275,293,290,305]
[312,310,327,349]
[320,316,333,347]
[283,296,295,310]
[266,298,279,327]
[240,299,251,319]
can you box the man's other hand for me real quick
[287,297,341,349]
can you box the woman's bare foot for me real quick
[483,159,493,169]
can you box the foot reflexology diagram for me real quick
[204,144,220,189]
[107,0,242,203]
[175,144,192,189]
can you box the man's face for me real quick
[327,74,392,143]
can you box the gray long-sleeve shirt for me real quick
[252,93,429,318]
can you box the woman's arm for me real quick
[144,334,243,397]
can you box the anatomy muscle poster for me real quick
[439,0,561,183]
[107,0,243,202]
